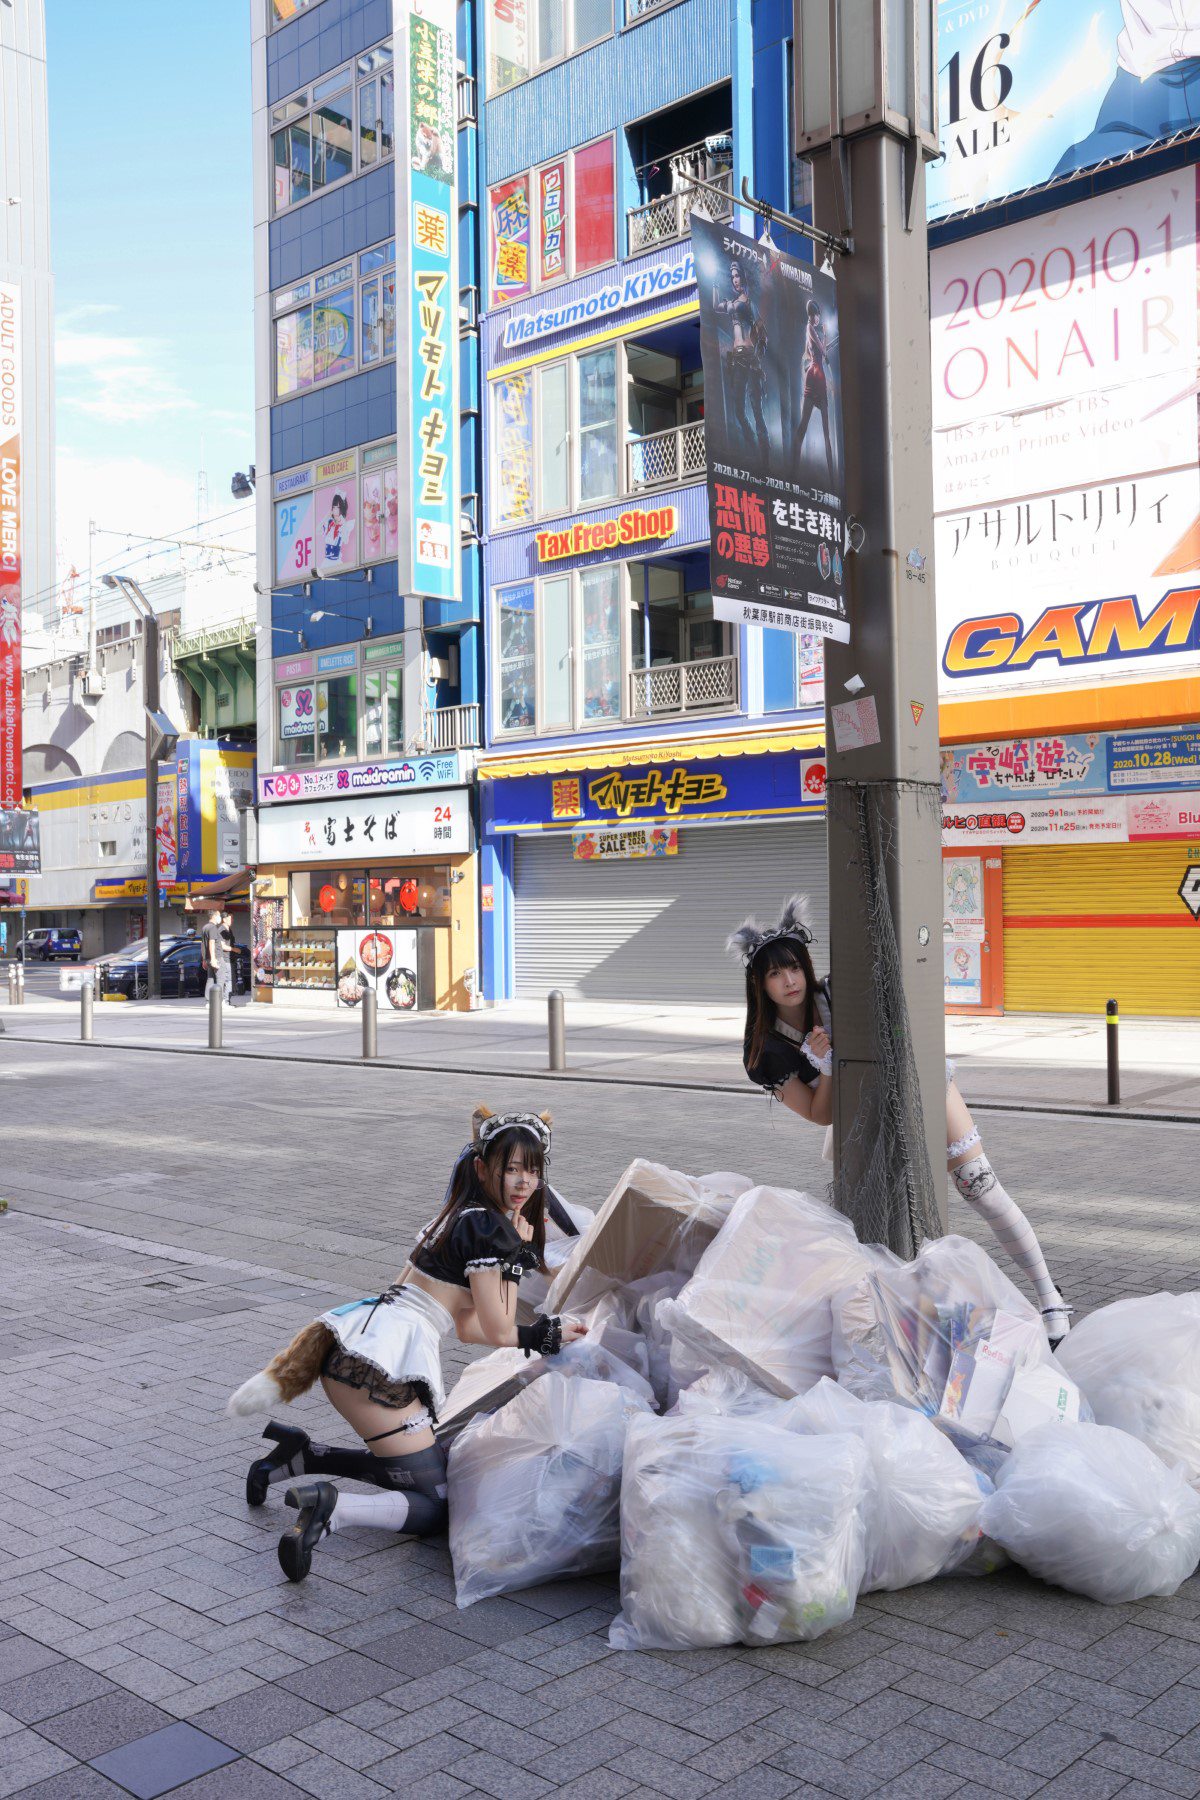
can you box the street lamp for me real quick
[102,574,181,1000]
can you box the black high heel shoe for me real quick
[278,1482,338,1582]
[245,1421,311,1507]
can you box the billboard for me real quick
[933,169,1200,693]
[173,742,256,881]
[396,0,460,604]
[0,807,38,874]
[929,0,1200,221]
[0,283,19,809]
[693,216,848,643]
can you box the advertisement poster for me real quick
[944,940,982,1007]
[929,0,1200,221]
[335,927,419,1010]
[493,372,534,526]
[539,161,567,284]
[156,772,177,885]
[274,474,315,583]
[489,174,531,307]
[252,895,284,989]
[933,170,1200,693]
[941,735,1107,801]
[943,856,985,940]
[0,806,38,874]
[488,0,528,93]
[398,0,460,603]
[314,452,357,572]
[941,794,1129,846]
[0,282,20,809]
[1107,728,1200,791]
[571,827,679,860]
[693,216,848,643]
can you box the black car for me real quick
[101,934,252,1000]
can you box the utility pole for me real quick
[794,0,947,1251]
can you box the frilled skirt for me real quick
[318,1284,454,1418]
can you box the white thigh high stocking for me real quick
[951,1153,1071,1343]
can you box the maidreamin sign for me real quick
[501,254,695,350]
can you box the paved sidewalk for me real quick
[3,1039,1200,1798]
[3,986,1198,1116]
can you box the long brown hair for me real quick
[418,1116,552,1272]
[744,936,819,1073]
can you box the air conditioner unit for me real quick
[80,666,106,701]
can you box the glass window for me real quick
[581,566,621,721]
[541,576,572,729]
[575,0,613,48]
[573,138,615,274]
[538,363,569,517]
[364,668,402,755]
[538,2,566,64]
[380,69,395,158]
[578,348,618,504]
[359,78,379,166]
[361,279,382,366]
[317,674,358,762]
[315,478,358,571]
[498,585,535,732]
[314,88,353,187]
[382,270,396,358]
[360,239,395,274]
[274,120,311,208]
[489,0,529,91]
[493,373,534,527]
[275,490,316,582]
[275,308,314,397]
[278,683,316,765]
[360,468,386,561]
[313,286,355,382]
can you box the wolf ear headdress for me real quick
[726,894,815,968]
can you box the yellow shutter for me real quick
[1003,843,1200,1018]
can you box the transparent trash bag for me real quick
[1055,1293,1200,1486]
[448,1373,651,1608]
[660,1185,874,1399]
[438,1333,655,1447]
[610,1410,869,1650]
[782,1378,985,1590]
[979,1420,1200,1604]
[831,1234,1086,1475]
[519,1193,596,1314]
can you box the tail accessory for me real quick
[227,1321,334,1415]
[727,894,815,967]
[951,1153,1073,1346]
[517,1314,563,1358]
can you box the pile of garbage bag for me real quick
[441,1160,1200,1642]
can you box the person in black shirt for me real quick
[227,1107,585,1580]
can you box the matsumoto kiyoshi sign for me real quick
[500,254,695,350]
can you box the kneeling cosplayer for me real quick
[227,1106,585,1580]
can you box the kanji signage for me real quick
[487,750,827,833]
[257,788,472,863]
[693,216,848,643]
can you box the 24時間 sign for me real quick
[397,0,459,603]
[0,282,20,810]
[693,217,848,645]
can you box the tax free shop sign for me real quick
[536,507,677,563]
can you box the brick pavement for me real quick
[2,1038,1200,1798]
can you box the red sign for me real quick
[0,283,20,809]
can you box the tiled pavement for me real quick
[3,1037,1200,1798]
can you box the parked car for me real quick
[16,928,83,962]
[100,934,252,1000]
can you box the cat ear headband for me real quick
[473,1108,553,1153]
[726,894,815,969]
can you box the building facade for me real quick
[251,0,484,1012]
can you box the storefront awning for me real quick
[478,727,823,782]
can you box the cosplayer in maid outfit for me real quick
[730,897,1071,1346]
[226,1107,587,1580]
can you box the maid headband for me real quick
[726,894,815,969]
[475,1110,552,1152]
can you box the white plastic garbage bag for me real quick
[979,1421,1200,1604]
[610,1410,869,1649]
[1055,1293,1200,1486]
[661,1185,873,1398]
[448,1374,651,1607]
[782,1378,985,1590]
[437,1334,655,1446]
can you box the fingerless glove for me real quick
[802,1033,833,1077]
[516,1314,563,1358]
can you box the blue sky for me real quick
[47,0,255,581]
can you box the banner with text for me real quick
[693,216,848,644]
[0,283,20,809]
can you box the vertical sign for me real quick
[396,0,460,605]
[0,283,20,808]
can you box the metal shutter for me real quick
[1003,842,1200,1018]
[513,820,829,1003]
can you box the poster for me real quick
[539,160,567,284]
[361,468,385,562]
[943,856,985,941]
[312,271,355,382]
[488,0,528,93]
[156,772,177,884]
[0,282,20,809]
[944,941,982,1007]
[489,174,531,307]
[933,170,1200,693]
[336,926,419,1009]
[941,735,1107,801]
[314,453,357,572]
[693,216,848,643]
[0,807,37,874]
[572,828,678,860]
[493,371,534,526]
[1107,728,1200,792]
[278,682,316,740]
[929,0,1200,221]
[275,486,315,583]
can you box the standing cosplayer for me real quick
[227,1107,585,1580]
[730,898,1071,1345]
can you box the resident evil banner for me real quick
[693,216,848,644]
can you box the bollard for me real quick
[362,985,378,1060]
[1106,998,1120,1106]
[207,982,223,1050]
[81,980,94,1042]
[548,988,566,1072]
[15,963,23,1005]
[6,965,15,1006]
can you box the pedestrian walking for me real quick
[201,908,232,1006]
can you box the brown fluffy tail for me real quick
[225,1321,334,1416]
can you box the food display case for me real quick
[271,926,336,992]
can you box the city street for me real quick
[3,1035,1200,1799]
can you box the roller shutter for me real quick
[513,820,829,1003]
[1003,842,1200,1017]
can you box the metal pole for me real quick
[208,980,223,1049]
[548,988,565,1071]
[7,964,15,1006]
[362,985,378,1060]
[81,979,94,1041]
[1106,998,1120,1106]
[15,962,23,1005]
[144,613,162,1001]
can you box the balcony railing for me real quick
[628,157,732,255]
[628,654,738,719]
[627,420,706,492]
[419,703,480,751]
[172,617,256,659]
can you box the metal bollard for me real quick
[207,982,223,1050]
[362,985,378,1060]
[15,963,23,1005]
[548,988,566,1071]
[81,980,94,1042]
[1106,998,1120,1106]
[6,965,15,1006]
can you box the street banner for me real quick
[693,216,848,644]
[0,282,20,809]
[0,807,38,875]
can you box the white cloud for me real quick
[56,307,201,426]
